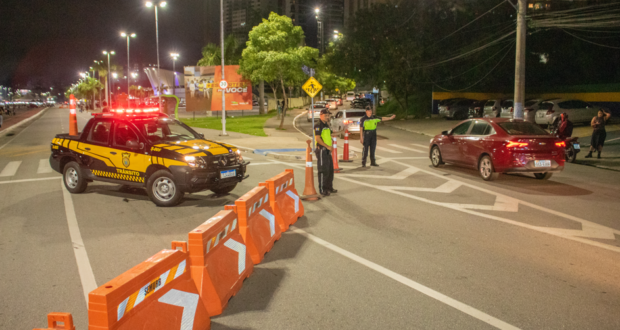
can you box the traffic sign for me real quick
[220,80,228,89]
[302,77,322,98]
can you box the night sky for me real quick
[0,0,219,89]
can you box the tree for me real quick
[197,35,243,66]
[239,12,319,128]
[76,78,103,109]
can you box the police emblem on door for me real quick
[122,153,130,167]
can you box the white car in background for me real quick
[500,99,542,121]
[535,99,602,126]
[330,109,367,137]
[346,91,355,101]
[306,103,327,122]
[326,99,339,110]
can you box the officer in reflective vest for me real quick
[314,109,337,196]
[360,107,396,167]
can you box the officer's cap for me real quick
[320,109,331,115]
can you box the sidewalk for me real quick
[0,106,49,137]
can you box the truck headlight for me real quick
[235,149,243,161]
[184,155,205,168]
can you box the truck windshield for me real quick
[134,117,199,143]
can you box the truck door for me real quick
[80,119,118,176]
[109,120,150,184]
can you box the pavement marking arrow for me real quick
[389,144,426,153]
[341,167,419,180]
[158,289,199,330]
[259,209,276,236]
[224,239,247,274]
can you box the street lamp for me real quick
[103,50,115,106]
[170,53,179,94]
[121,32,137,96]
[146,1,167,110]
[315,8,323,55]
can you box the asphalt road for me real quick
[2,107,620,329]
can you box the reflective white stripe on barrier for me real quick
[344,140,349,144]
[286,190,300,213]
[223,239,247,274]
[158,289,200,330]
[306,162,312,167]
[259,209,276,237]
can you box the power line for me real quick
[562,29,620,49]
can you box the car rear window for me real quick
[498,122,549,135]
[524,100,538,107]
[485,100,495,107]
[345,111,366,117]
[501,100,513,108]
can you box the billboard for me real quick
[184,66,215,112]
[211,65,253,111]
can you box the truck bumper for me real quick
[169,162,249,193]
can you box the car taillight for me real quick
[555,141,566,147]
[506,141,528,148]
[510,107,513,113]
[446,106,450,111]
[546,109,554,115]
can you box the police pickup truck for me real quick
[50,112,248,206]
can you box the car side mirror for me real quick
[127,140,143,150]
[198,133,205,139]
[441,130,450,135]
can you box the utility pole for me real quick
[220,0,227,135]
[513,0,526,120]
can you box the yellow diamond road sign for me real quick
[302,77,322,98]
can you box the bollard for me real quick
[301,140,321,201]
[341,128,353,162]
[332,137,342,173]
[69,95,78,136]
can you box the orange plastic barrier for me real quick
[341,129,353,162]
[188,209,254,316]
[33,312,75,330]
[301,140,321,201]
[332,137,342,173]
[88,242,210,330]
[69,95,78,136]
[227,186,282,264]
[259,169,304,232]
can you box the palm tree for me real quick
[197,35,242,66]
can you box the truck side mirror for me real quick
[127,139,143,150]
[198,133,205,139]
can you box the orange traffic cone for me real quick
[69,94,78,136]
[301,140,321,201]
[341,128,353,162]
[332,137,342,173]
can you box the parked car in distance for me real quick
[306,103,327,122]
[439,99,476,120]
[333,96,343,106]
[468,99,488,118]
[346,91,356,101]
[330,109,367,137]
[535,99,603,126]
[429,118,565,181]
[523,99,544,123]
[326,99,339,110]
[499,99,514,118]
[483,98,509,118]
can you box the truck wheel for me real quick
[210,183,237,195]
[147,170,184,207]
[63,161,88,193]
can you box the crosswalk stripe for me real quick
[411,143,428,149]
[37,159,53,174]
[388,144,425,153]
[376,146,402,154]
[0,161,22,177]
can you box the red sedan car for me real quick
[429,118,565,181]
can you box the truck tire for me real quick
[210,183,237,195]
[63,161,88,193]
[147,170,184,207]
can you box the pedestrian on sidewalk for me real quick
[585,109,612,159]
[359,107,396,167]
[314,109,337,196]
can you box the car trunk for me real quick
[508,136,559,153]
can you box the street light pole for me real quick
[220,0,227,135]
[146,1,166,111]
[103,51,115,107]
[121,33,136,99]
[513,0,526,120]
[170,53,179,96]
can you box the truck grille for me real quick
[206,154,237,167]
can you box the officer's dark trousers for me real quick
[362,130,377,165]
[315,147,334,193]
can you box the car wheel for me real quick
[565,144,576,163]
[63,161,87,193]
[210,183,237,195]
[478,155,499,181]
[431,146,444,167]
[147,170,184,207]
[534,172,553,180]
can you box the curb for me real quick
[0,107,50,138]
[229,144,305,161]
[385,123,435,137]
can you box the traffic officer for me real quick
[360,107,396,167]
[314,109,337,196]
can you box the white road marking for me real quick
[37,159,53,174]
[290,227,521,330]
[341,167,419,179]
[0,161,22,177]
[293,111,312,139]
[412,143,429,149]
[382,180,463,193]
[0,177,60,185]
[376,146,402,154]
[62,180,97,304]
[271,158,620,253]
[605,136,620,143]
[242,156,253,160]
[248,162,274,166]
[388,144,425,153]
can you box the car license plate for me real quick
[534,160,551,167]
[220,169,236,179]
[573,143,580,150]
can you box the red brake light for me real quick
[555,141,566,147]
[446,106,450,111]
[510,107,514,113]
[506,141,528,148]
